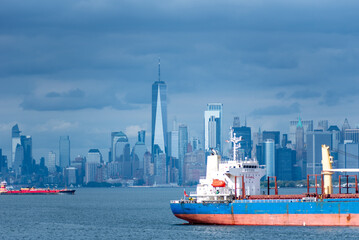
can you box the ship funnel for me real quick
[206,153,220,179]
[321,145,333,195]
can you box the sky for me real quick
[1,0,359,161]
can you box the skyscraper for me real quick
[151,59,167,156]
[262,131,280,146]
[204,103,223,153]
[111,132,128,163]
[289,119,313,144]
[11,124,21,169]
[232,117,252,159]
[132,132,147,180]
[138,130,146,144]
[47,151,56,173]
[111,131,131,178]
[178,124,188,185]
[342,118,351,142]
[264,139,275,177]
[59,136,70,168]
[307,131,331,175]
[20,135,32,175]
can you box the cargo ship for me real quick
[170,131,359,226]
[0,181,75,195]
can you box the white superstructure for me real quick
[191,130,266,203]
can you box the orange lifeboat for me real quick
[211,179,226,188]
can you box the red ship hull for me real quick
[0,189,75,195]
[175,213,359,226]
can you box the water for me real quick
[1,187,359,239]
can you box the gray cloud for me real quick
[290,90,321,99]
[20,88,138,111]
[250,103,301,117]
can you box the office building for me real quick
[307,131,331,175]
[232,117,252,159]
[204,103,223,153]
[21,135,32,175]
[178,124,188,185]
[11,124,21,169]
[264,139,275,177]
[111,132,128,163]
[289,119,313,144]
[47,151,56,173]
[338,142,359,178]
[151,60,168,156]
[344,129,359,143]
[59,136,70,168]
[262,131,280,146]
[276,147,296,181]
[318,120,329,131]
[87,149,102,163]
[342,118,351,142]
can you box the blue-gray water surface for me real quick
[1,187,359,239]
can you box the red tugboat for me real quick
[0,181,75,195]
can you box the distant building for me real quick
[307,131,331,175]
[204,103,223,153]
[264,139,275,177]
[11,124,21,169]
[72,156,85,185]
[344,129,359,143]
[111,131,128,163]
[154,153,166,184]
[131,139,147,180]
[21,135,32,175]
[151,60,168,157]
[168,129,179,159]
[138,130,146,144]
[85,149,103,184]
[46,151,56,173]
[13,144,24,175]
[232,117,251,159]
[341,118,351,143]
[338,142,359,178]
[317,120,329,131]
[289,119,313,144]
[59,136,70,168]
[183,150,206,185]
[328,125,341,152]
[87,149,102,163]
[66,167,77,185]
[178,124,188,185]
[276,147,296,181]
[295,118,305,176]
[262,131,280,146]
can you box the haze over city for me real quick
[1,0,359,161]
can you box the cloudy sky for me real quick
[1,0,359,161]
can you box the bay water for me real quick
[1,187,359,239]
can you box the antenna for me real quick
[226,128,242,162]
[158,57,161,81]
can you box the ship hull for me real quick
[0,190,75,195]
[171,198,359,226]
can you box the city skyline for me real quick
[1,1,359,161]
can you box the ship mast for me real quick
[228,128,242,162]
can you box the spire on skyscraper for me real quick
[158,57,161,82]
[297,116,303,128]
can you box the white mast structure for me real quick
[227,128,242,162]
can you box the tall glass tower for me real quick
[11,124,21,168]
[151,59,168,157]
[59,136,70,168]
[204,103,223,153]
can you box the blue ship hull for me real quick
[170,198,359,226]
